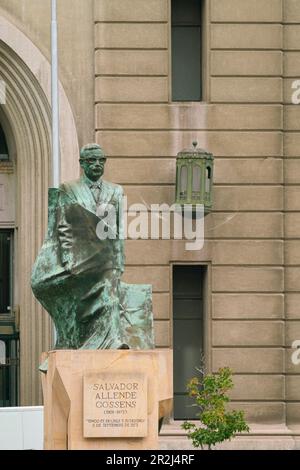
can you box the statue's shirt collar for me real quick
[81,174,102,189]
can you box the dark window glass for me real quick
[173,265,204,419]
[172,0,202,25]
[0,126,9,161]
[0,229,17,407]
[0,337,19,406]
[0,231,12,314]
[172,0,202,101]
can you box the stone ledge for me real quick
[160,421,294,436]
[159,422,300,450]
[0,161,14,174]
[159,436,297,451]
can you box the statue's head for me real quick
[79,143,107,181]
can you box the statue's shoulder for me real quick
[57,178,84,204]
[59,178,82,194]
[102,179,123,197]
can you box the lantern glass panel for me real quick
[205,166,211,193]
[180,165,188,199]
[192,164,201,193]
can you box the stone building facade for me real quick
[0,0,300,448]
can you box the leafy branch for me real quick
[182,367,250,450]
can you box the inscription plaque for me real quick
[83,372,148,438]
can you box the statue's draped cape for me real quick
[31,187,154,351]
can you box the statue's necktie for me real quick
[90,182,102,204]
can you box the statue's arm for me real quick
[57,188,75,271]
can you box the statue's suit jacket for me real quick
[57,175,125,275]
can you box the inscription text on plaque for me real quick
[83,372,148,438]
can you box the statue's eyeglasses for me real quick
[86,157,106,165]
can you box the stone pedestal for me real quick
[41,349,173,450]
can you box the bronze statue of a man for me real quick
[32,144,154,351]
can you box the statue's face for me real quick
[80,149,106,181]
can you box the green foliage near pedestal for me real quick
[182,367,250,450]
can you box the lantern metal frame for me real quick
[175,142,214,214]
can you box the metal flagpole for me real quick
[51,0,60,188]
[51,0,59,347]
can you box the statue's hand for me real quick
[63,262,77,276]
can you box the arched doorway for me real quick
[0,105,18,407]
[0,16,79,405]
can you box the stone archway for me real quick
[0,16,79,405]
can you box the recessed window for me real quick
[171,0,202,101]
[0,230,13,314]
[173,265,204,419]
[0,126,9,161]
[0,336,19,406]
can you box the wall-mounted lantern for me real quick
[175,141,214,214]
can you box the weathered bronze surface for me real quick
[31,144,154,351]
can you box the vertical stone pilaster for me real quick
[283,0,300,430]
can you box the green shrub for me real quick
[182,367,250,450]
